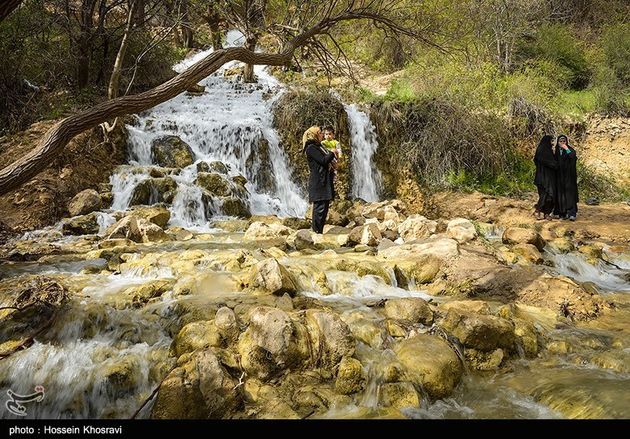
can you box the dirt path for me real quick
[431,191,630,243]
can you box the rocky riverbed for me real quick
[1,193,629,419]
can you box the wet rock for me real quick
[464,348,505,370]
[68,189,102,216]
[237,306,297,380]
[232,175,248,186]
[129,177,178,206]
[173,321,223,357]
[293,229,317,251]
[62,212,100,235]
[243,222,292,240]
[208,161,229,174]
[305,310,355,369]
[121,279,174,308]
[398,215,437,242]
[245,258,297,296]
[446,218,477,243]
[390,255,441,287]
[394,334,463,399]
[512,243,543,264]
[107,216,142,242]
[441,309,515,351]
[215,307,239,342]
[380,237,459,261]
[137,218,171,243]
[220,197,251,218]
[348,223,382,246]
[152,349,243,419]
[130,205,171,228]
[440,300,491,315]
[377,238,396,251]
[379,382,420,409]
[282,217,311,230]
[167,227,194,241]
[578,244,603,260]
[502,227,545,251]
[384,298,433,325]
[196,172,231,197]
[342,311,388,349]
[98,238,135,249]
[335,357,365,395]
[513,318,539,358]
[547,238,575,254]
[151,135,195,168]
[196,161,210,173]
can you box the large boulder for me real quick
[446,218,477,243]
[196,172,231,197]
[137,218,171,243]
[107,216,142,242]
[512,243,543,264]
[151,135,195,168]
[215,307,239,342]
[394,334,463,399]
[173,321,223,357]
[243,222,292,240]
[335,357,365,395]
[130,205,171,228]
[502,227,545,251]
[305,310,355,369]
[390,255,441,287]
[151,349,243,418]
[398,215,437,242]
[220,197,251,218]
[379,237,459,261]
[384,298,433,325]
[129,177,178,206]
[441,308,515,351]
[62,213,100,235]
[347,223,382,246]
[68,189,102,216]
[245,258,297,296]
[237,306,299,381]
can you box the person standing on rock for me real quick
[303,126,336,233]
[533,134,558,220]
[553,134,579,221]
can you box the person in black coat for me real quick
[533,135,557,219]
[553,134,579,221]
[303,126,336,233]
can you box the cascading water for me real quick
[545,249,630,292]
[344,103,382,202]
[110,30,308,230]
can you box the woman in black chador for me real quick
[554,134,579,221]
[533,135,557,219]
[303,126,336,233]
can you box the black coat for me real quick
[533,139,557,197]
[304,139,335,202]
[555,146,579,213]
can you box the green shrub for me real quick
[601,23,630,86]
[517,24,591,90]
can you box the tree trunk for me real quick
[0,0,23,23]
[108,1,137,100]
[180,0,193,48]
[77,0,97,88]
[133,0,145,27]
[243,39,257,83]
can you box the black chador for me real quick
[554,135,579,220]
[533,135,557,216]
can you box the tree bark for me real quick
[108,1,137,99]
[243,38,257,83]
[0,0,23,23]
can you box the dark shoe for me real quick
[569,216,576,221]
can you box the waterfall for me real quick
[344,103,382,202]
[110,30,308,230]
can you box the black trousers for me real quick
[312,200,330,234]
[535,185,554,215]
